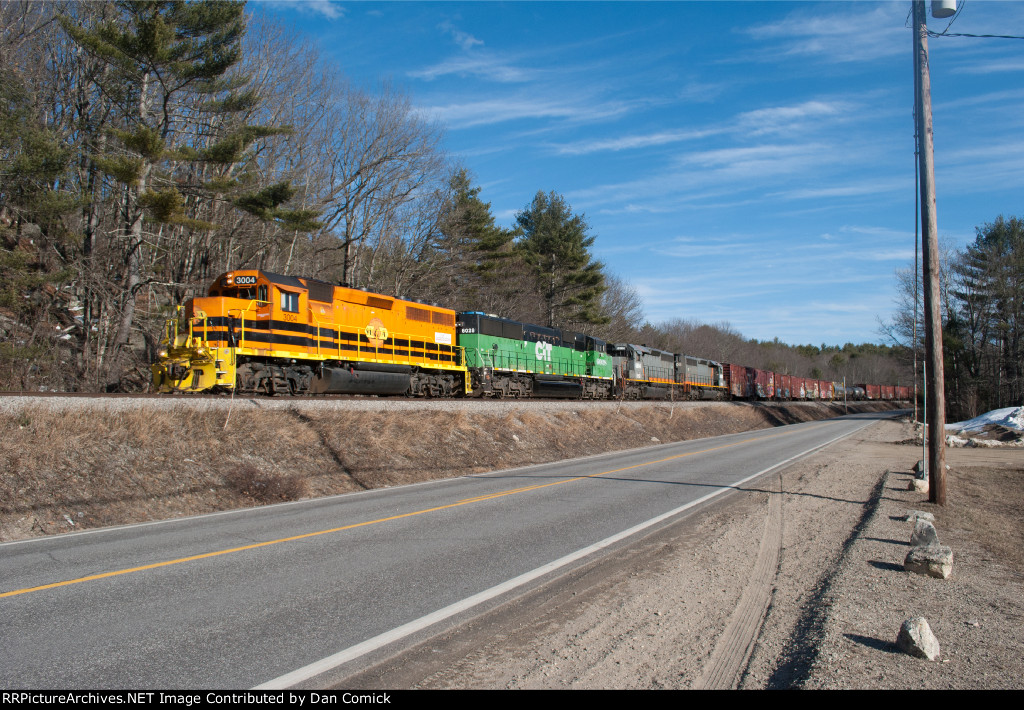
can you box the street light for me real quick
[932,1,956,19]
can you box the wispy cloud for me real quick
[284,0,345,20]
[438,20,484,51]
[838,225,915,239]
[952,60,1024,75]
[743,5,907,64]
[679,143,830,180]
[934,87,1024,114]
[411,23,535,83]
[774,179,909,201]
[735,100,851,135]
[676,81,732,103]
[551,97,852,157]
[595,203,678,216]
[418,95,630,129]
[943,140,1024,163]
[410,55,535,83]
[553,128,725,156]
[417,98,576,127]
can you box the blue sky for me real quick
[255,1,1024,347]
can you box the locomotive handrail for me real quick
[308,310,339,358]
[234,299,264,351]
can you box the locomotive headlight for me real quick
[157,347,168,359]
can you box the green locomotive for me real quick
[456,312,613,398]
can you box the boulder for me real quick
[904,510,935,524]
[897,617,940,660]
[911,519,940,547]
[904,544,953,579]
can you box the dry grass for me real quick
[0,400,898,542]
[940,465,1024,570]
[224,464,307,504]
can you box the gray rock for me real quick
[911,519,940,546]
[904,544,953,579]
[905,510,935,524]
[897,617,941,660]
[909,477,929,493]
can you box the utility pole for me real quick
[913,0,947,505]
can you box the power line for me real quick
[928,31,1024,39]
[926,1,1024,39]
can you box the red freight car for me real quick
[806,379,820,400]
[753,368,774,399]
[856,383,881,400]
[820,380,834,401]
[725,363,753,398]
[777,374,793,400]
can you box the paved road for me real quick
[0,411,887,688]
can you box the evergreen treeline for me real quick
[886,216,1023,419]
[1,1,911,393]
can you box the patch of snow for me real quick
[945,406,1024,433]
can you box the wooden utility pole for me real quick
[913,1,947,505]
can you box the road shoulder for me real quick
[342,417,908,688]
[343,416,1024,690]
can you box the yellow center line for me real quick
[2,423,823,600]
[459,484,541,503]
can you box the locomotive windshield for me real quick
[213,281,268,303]
[222,286,257,300]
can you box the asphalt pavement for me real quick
[0,411,886,688]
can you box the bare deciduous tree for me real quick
[318,83,447,288]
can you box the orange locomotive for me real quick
[152,270,468,396]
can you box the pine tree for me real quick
[0,69,79,388]
[0,70,78,240]
[950,216,1024,412]
[515,190,608,328]
[432,169,519,312]
[60,0,314,385]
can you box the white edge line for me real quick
[253,420,871,689]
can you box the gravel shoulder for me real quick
[344,417,1024,690]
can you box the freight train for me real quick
[151,269,910,403]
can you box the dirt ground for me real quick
[350,417,1022,690]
